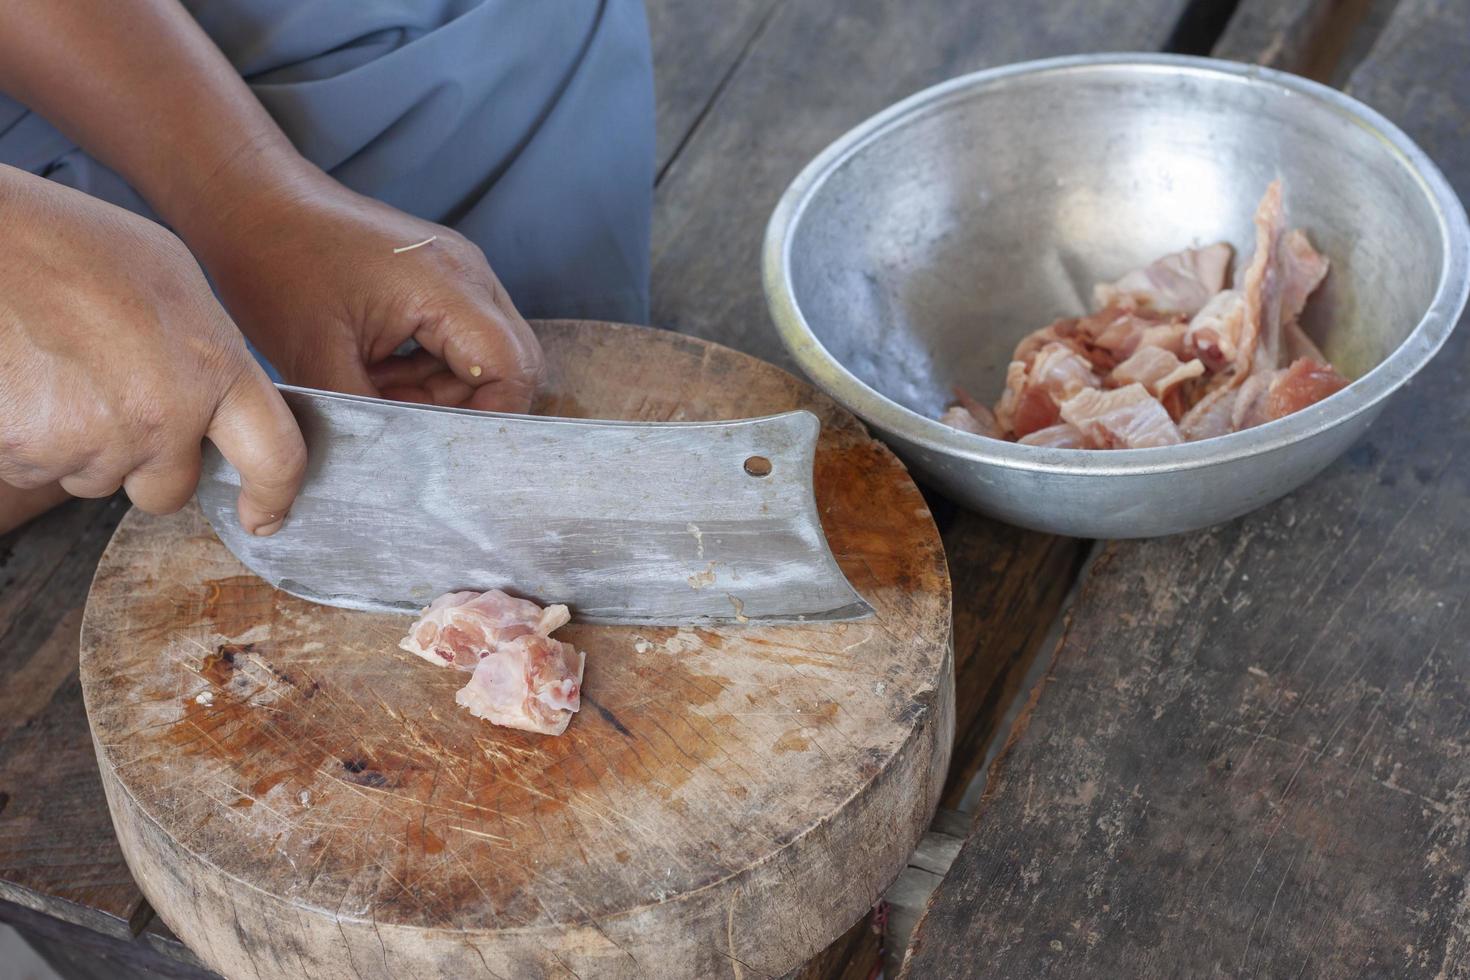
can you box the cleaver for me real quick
[196,386,871,625]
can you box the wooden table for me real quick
[2,0,1465,978]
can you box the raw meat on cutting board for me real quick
[400,589,585,736]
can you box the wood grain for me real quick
[903,1,1470,975]
[940,516,1086,809]
[647,0,782,177]
[80,320,953,980]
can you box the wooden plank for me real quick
[0,497,140,940]
[881,808,969,977]
[785,912,881,980]
[1214,0,1399,82]
[646,0,783,177]
[903,2,1470,974]
[940,516,1086,809]
[648,0,1194,371]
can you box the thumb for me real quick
[415,296,545,414]
[207,366,308,535]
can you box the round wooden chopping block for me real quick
[79,320,953,979]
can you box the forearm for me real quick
[0,0,321,245]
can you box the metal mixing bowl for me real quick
[764,54,1470,538]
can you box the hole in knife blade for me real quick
[743,455,773,477]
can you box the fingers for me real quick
[206,367,307,535]
[466,377,541,414]
[412,293,544,414]
[367,349,440,389]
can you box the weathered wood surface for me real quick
[903,1,1470,976]
[80,319,954,980]
[1213,0,1399,84]
[882,808,970,978]
[647,0,780,176]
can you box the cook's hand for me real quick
[0,166,306,534]
[195,175,545,413]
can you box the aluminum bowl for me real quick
[764,54,1470,538]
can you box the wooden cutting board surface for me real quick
[79,320,953,979]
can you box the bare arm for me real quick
[0,0,311,242]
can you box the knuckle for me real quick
[253,437,308,494]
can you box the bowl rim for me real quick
[762,52,1470,477]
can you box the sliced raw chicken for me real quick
[1230,369,1280,430]
[1179,380,1240,441]
[456,634,586,737]
[401,589,583,735]
[1058,384,1183,449]
[1265,357,1349,420]
[1184,289,1246,373]
[1018,422,1087,448]
[1094,242,1233,316]
[400,589,570,670]
[994,342,1100,438]
[1236,180,1288,375]
[1279,229,1330,328]
[939,179,1340,449]
[939,388,1003,438]
[1014,317,1090,364]
[1229,357,1350,432]
[1110,346,1206,408]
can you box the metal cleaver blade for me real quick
[195,385,873,625]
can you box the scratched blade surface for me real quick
[195,386,871,625]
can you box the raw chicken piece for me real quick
[1014,318,1090,364]
[1178,381,1239,441]
[1230,369,1280,430]
[400,589,570,670]
[1094,242,1233,316]
[938,180,1341,449]
[1069,307,1188,371]
[1236,180,1288,376]
[1018,422,1087,448]
[1058,384,1183,449]
[1184,289,1246,373]
[1279,230,1330,329]
[939,405,995,436]
[994,342,1100,438]
[1228,357,1350,432]
[456,633,586,737]
[1110,347,1206,410]
[1265,357,1349,419]
[400,589,584,736]
[1186,198,1326,380]
[939,387,1003,438]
